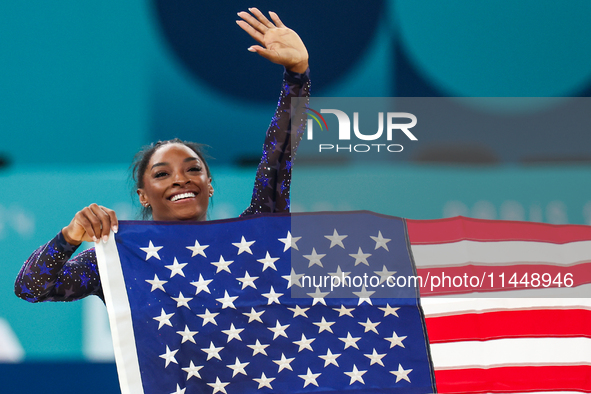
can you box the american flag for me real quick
[409,217,591,393]
[96,212,436,394]
[96,212,591,394]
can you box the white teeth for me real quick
[171,192,196,202]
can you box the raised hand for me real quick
[237,8,309,74]
[62,204,118,245]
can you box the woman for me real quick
[15,8,310,303]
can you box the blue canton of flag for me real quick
[96,212,436,394]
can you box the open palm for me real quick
[237,8,309,74]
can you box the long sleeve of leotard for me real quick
[14,231,103,302]
[241,67,310,216]
[15,69,310,303]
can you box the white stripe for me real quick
[96,233,144,394]
[431,337,591,369]
[421,281,591,301]
[421,294,591,317]
[412,240,591,268]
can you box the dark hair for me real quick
[130,138,212,219]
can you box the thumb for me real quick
[248,45,278,63]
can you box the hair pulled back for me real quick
[130,139,212,219]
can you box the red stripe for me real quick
[407,216,591,244]
[435,365,591,393]
[416,262,591,296]
[426,309,591,343]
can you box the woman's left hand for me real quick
[237,8,309,74]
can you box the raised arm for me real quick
[237,9,311,215]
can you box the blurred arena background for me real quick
[2,1,591,392]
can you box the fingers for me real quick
[268,11,285,28]
[247,8,275,29]
[105,207,119,234]
[236,19,264,46]
[237,8,284,46]
[236,10,267,36]
[237,9,307,70]
[74,204,117,243]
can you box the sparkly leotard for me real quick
[15,68,310,303]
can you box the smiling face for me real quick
[137,143,213,221]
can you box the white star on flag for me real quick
[328,266,351,286]
[349,247,372,266]
[201,342,224,361]
[247,339,269,356]
[293,333,315,352]
[281,268,304,288]
[353,286,375,305]
[190,274,212,295]
[313,317,335,333]
[182,361,203,380]
[171,292,192,309]
[196,308,218,326]
[242,307,264,323]
[319,348,341,367]
[287,305,310,318]
[253,372,275,389]
[370,231,391,251]
[211,255,233,274]
[236,271,258,289]
[170,384,185,394]
[374,265,396,284]
[257,252,279,271]
[145,274,167,292]
[226,357,249,377]
[298,368,321,388]
[324,229,347,248]
[207,377,229,394]
[273,353,295,372]
[159,345,178,367]
[379,303,400,317]
[215,291,238,309]
[140,241,163,260]
[165,257,187,278]
[344,364,367,385]
[307,287,329,306]
[390,364,412,383]
[176,325,198,344]
[359,317,380,334]
[232,236,255,255]
[333,305,355,317]
[153,308,174,330]
[268,320,290,340]
[364,348,386,366]
[221,323,244,342]
[385,331,407,348]
[186,239,209,257]
[339,332,361,349]
[278,231,300,251]
[262,286,283,305]
[303,248,325,267]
